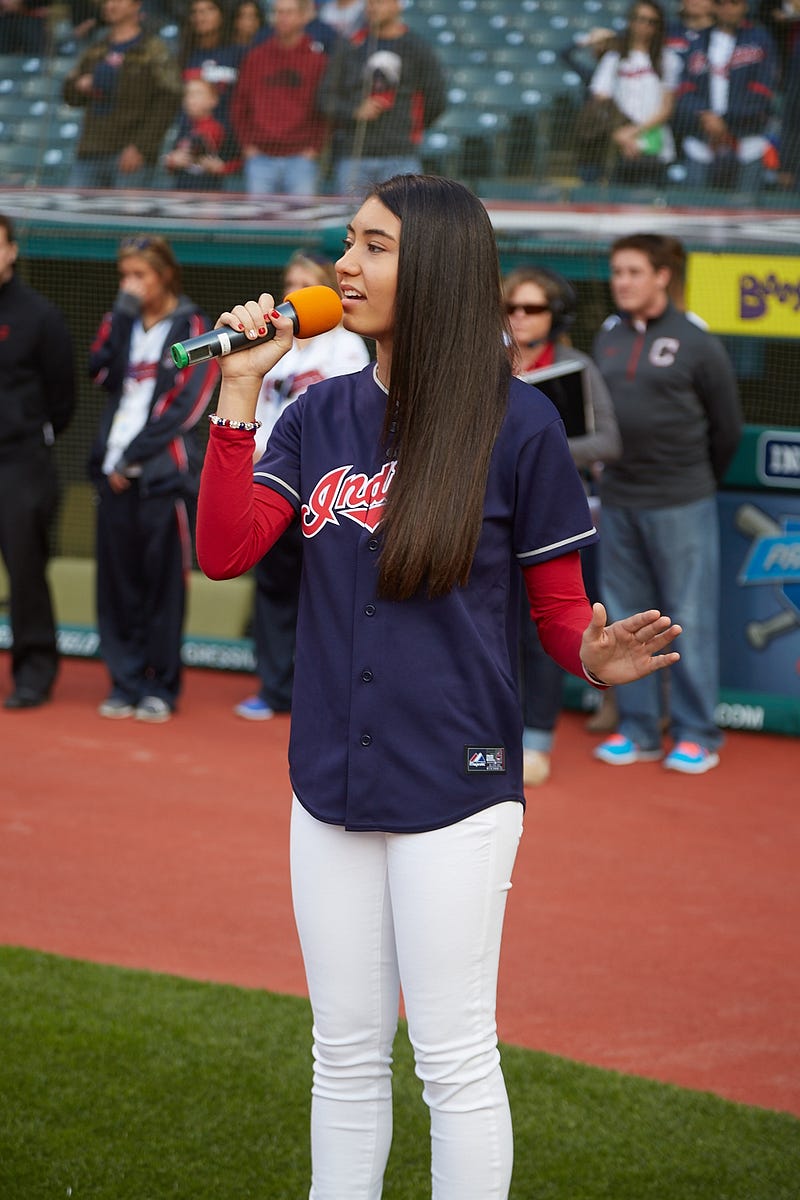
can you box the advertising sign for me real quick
[686,253,800,337]
[718,491,800,733]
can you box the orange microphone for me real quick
[170,284,344,368]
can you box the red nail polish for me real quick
[258,327,266,335]
[237,323,245,330]
[270,310,280,320]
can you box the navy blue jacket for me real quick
[673,21,777,140]
[88,294,218,498]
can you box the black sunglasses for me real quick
[506,302,551,316]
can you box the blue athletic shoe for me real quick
[593,734,663,765]
[663,741,720,774]
[234,696,274,721]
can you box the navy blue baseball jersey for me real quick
[255,364,597,833]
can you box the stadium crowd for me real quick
[0,0,796,196]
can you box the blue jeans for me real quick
[244,153,318,197]
[682,154,763,197]
[333,155,421,198]
[599,497,722,752]
[69,155,156,189]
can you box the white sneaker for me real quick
[98,696,134,719]
[135,696,172,723]
[523,749,551,785]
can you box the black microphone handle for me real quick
[171,300,299,368]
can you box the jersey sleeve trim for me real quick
[517,524,597,563]
[254,470,301,506]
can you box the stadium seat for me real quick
[14,115,81,146]
[0,95,51,119]
[435,41,482,69]
[0,55,31,76]
[0,141,70,184]
[20,75,63,100]
[424,106,510,180]
[448,63,496,91]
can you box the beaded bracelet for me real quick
[208,413,262,431]
[581,661,610,689]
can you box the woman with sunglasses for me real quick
[589,0,681,186]
[88,235,218,723]
[504,266,622,784]
[196,174,680,1199]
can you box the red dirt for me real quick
[1,655,798,1117]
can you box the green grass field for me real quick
[1,946,798,1199]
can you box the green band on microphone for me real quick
[171,343,190,369]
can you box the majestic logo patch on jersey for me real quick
[301,461,397,538]
[465,746,507,773]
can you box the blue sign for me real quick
[757,430,800,490]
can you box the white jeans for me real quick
[290,796,524,1200]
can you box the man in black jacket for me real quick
[0,215,76,709]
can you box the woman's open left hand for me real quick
[580,602,681,686]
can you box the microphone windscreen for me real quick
[287,285,343,338]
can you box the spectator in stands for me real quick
[591,233,741,775]
[563,26,619,183]
[64,0,103,46]
[673,0,778,194]
[0,214,75,711]
[317,0,364,38]
[756,0,799,81]
[249,0,341,54]
[230,0,328,195]
[0,0,49,54]
[178,0,244,126]
[776,35,800,187]
[230,0,264,50]
[318,0,446,196]
[503,266,621,785]
[162,75,240,188]
[666,0,716,66]
[588,0,682,187]
[178,0,229,64]
[88,235,218,722]
[63,0,182,189]
[235,249,370,721]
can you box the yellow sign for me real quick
[686,253,800,337]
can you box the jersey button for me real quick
[361,669,373,682]
[360,733,373,746]
[364,604,376,616]
[368,539,379,551]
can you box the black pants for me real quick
[0,446,59,697]
[252,521,303,712]
[95,479,191,708]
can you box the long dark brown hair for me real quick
[370,175,512,601]
[620,0,666,73]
